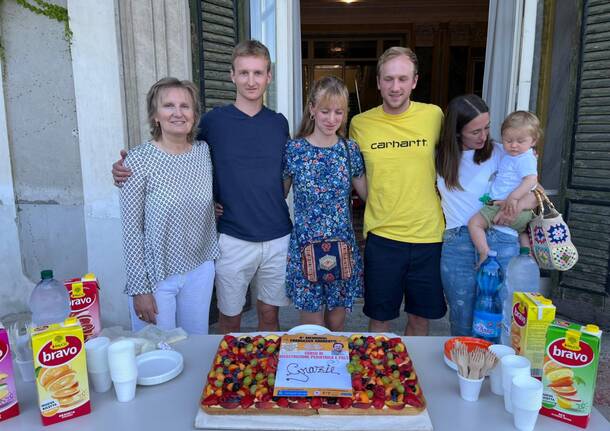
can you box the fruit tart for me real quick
[319,334,426,415]
[200,333,426,416]
[201,334,313,415]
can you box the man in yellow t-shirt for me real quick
[349,47,447,336]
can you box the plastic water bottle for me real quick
[29,269,71,326]
[472,250,503,343]
[500,247,540,345]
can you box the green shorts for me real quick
[479,204,534,233]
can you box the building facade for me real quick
[0,0,607,329]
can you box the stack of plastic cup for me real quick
[511,375,543,431]
[501,355,531,413]
[488,344,516,395]
[85,336,112,393]
[107,339,138,402]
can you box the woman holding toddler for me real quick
[436,94,539,336]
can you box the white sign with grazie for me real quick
[273,334,353,398]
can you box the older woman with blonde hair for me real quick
[120,77,219,334]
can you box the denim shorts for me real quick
[440,226,519,336]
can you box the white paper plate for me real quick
[287,324,331,335]
[136,350,183,386]
[443,353,458,371]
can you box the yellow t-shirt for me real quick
[349,102,444,243]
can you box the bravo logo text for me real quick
[38,335,82,366]
[512,303,527,327]
[69,284,94,312]
[547,339,594,368]
[0,340,7,362]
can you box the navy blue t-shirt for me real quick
[197,104,292,241]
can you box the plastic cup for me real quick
[488,344,516,395]
[511,374,543,410]
[501,355,531,413]
[89,370,112,393]
[113,378,137,402]
[108,339,137,382]
[458,373,484,402]
[85,336,110,373]
[16,358,35,382]
[513,406,540,431]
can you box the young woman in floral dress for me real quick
[283,76,367,331]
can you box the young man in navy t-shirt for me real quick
[113,40,292,333]
[200,41,292,333]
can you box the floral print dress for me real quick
[283,137,365,312]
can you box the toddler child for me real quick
[468,111,540,266]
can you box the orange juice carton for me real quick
[64,273,101,341]
[0,325,19,422]
[510,292,556,377]
[540,320,602,428]
[31,317,91,425]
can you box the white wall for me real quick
[1,0,199,329]
[0,42,32,319]
[0,0,86,320]
[68,0,130,328]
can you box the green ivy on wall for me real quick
[0,0,72,63]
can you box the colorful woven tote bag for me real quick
[528,189,578,271]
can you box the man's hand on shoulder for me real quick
[112,149,131,187]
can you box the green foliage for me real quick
[0,0,72,63]
[14,0,72,43]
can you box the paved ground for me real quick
[210,299,610,421]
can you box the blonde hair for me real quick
[147,77,200,142]
[377,46,419,77]
[295,76,349,139]
[501,111,543,142]
[231,39,271,72]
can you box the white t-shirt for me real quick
[437,143,515,236]
[490,149,537,199]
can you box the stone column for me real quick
[68,0,129,327]
[118,0,193,148]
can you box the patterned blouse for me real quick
[120,140,219,296]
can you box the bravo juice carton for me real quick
[31,317,91,425]
[510,292,556,378]
[64,273,101,341]
[540,320,602,428]
[0,325,19,422]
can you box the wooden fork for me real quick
[482,350,498,377]
[452,343,469,377]
[468,348,485,379]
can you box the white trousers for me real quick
[129,260,215,334]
